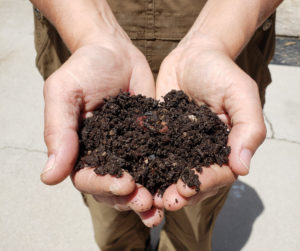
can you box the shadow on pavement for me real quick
[212,180,264,251]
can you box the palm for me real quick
[158,49,248,111]
[51,45,154,113]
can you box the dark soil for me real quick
[74,90,230,195]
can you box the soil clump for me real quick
[75,90,230,195]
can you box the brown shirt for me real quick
[34,0,275,104]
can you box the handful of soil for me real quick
[74,90,230,195]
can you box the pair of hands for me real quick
[40,33,266,227]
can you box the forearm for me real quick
[30,0,129,52]
[184,0,283,58]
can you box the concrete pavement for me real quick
[0,1,299,250]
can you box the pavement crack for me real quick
[266,137,300,145]
[264,112,275,138]
[264,113,300,145]
[0,146,47,154]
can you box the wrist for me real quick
[31,0,130,53]
[65,5,131,52]
[178,33,233,58]
[180,20,253,60]
[179,0,282,60]
[71,26,131,53]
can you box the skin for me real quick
[31,0,283,226]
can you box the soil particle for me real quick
[75,90,230,195]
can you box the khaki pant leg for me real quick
[84,194,150,251]
[158,186,231,251]
[33,9,71,80]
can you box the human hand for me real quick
[155,37,266,210]
[40,39,163,226]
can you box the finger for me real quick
[164,183,220,210]
[201,165,236,191]
[163,184,188,211]
[72,167,135,196]
[176,178,198,197]
[155,57,180,101]
[138,207,164,228]
[124,185,153,212]
[177,165,236,198]
[41,74,81,185]
[153,192,164,209]
[130,56,156,98]
[224,75,266,175]
[93,186,153,212]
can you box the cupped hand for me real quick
[155,38,266,210]
[41,39,163,227]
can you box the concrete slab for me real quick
[0,149,98,251]
[0,0,45,151]
[264,65,300,143]
[276,0,300,36]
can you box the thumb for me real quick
[129,59,156,98]
[225,79,266,176]
[155,57,180,101]
[41,74,81,185]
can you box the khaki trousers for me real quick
[33,1,275,250]
[83,187,230,251]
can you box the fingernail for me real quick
[42,155,56,176]
[239,149,252,171]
